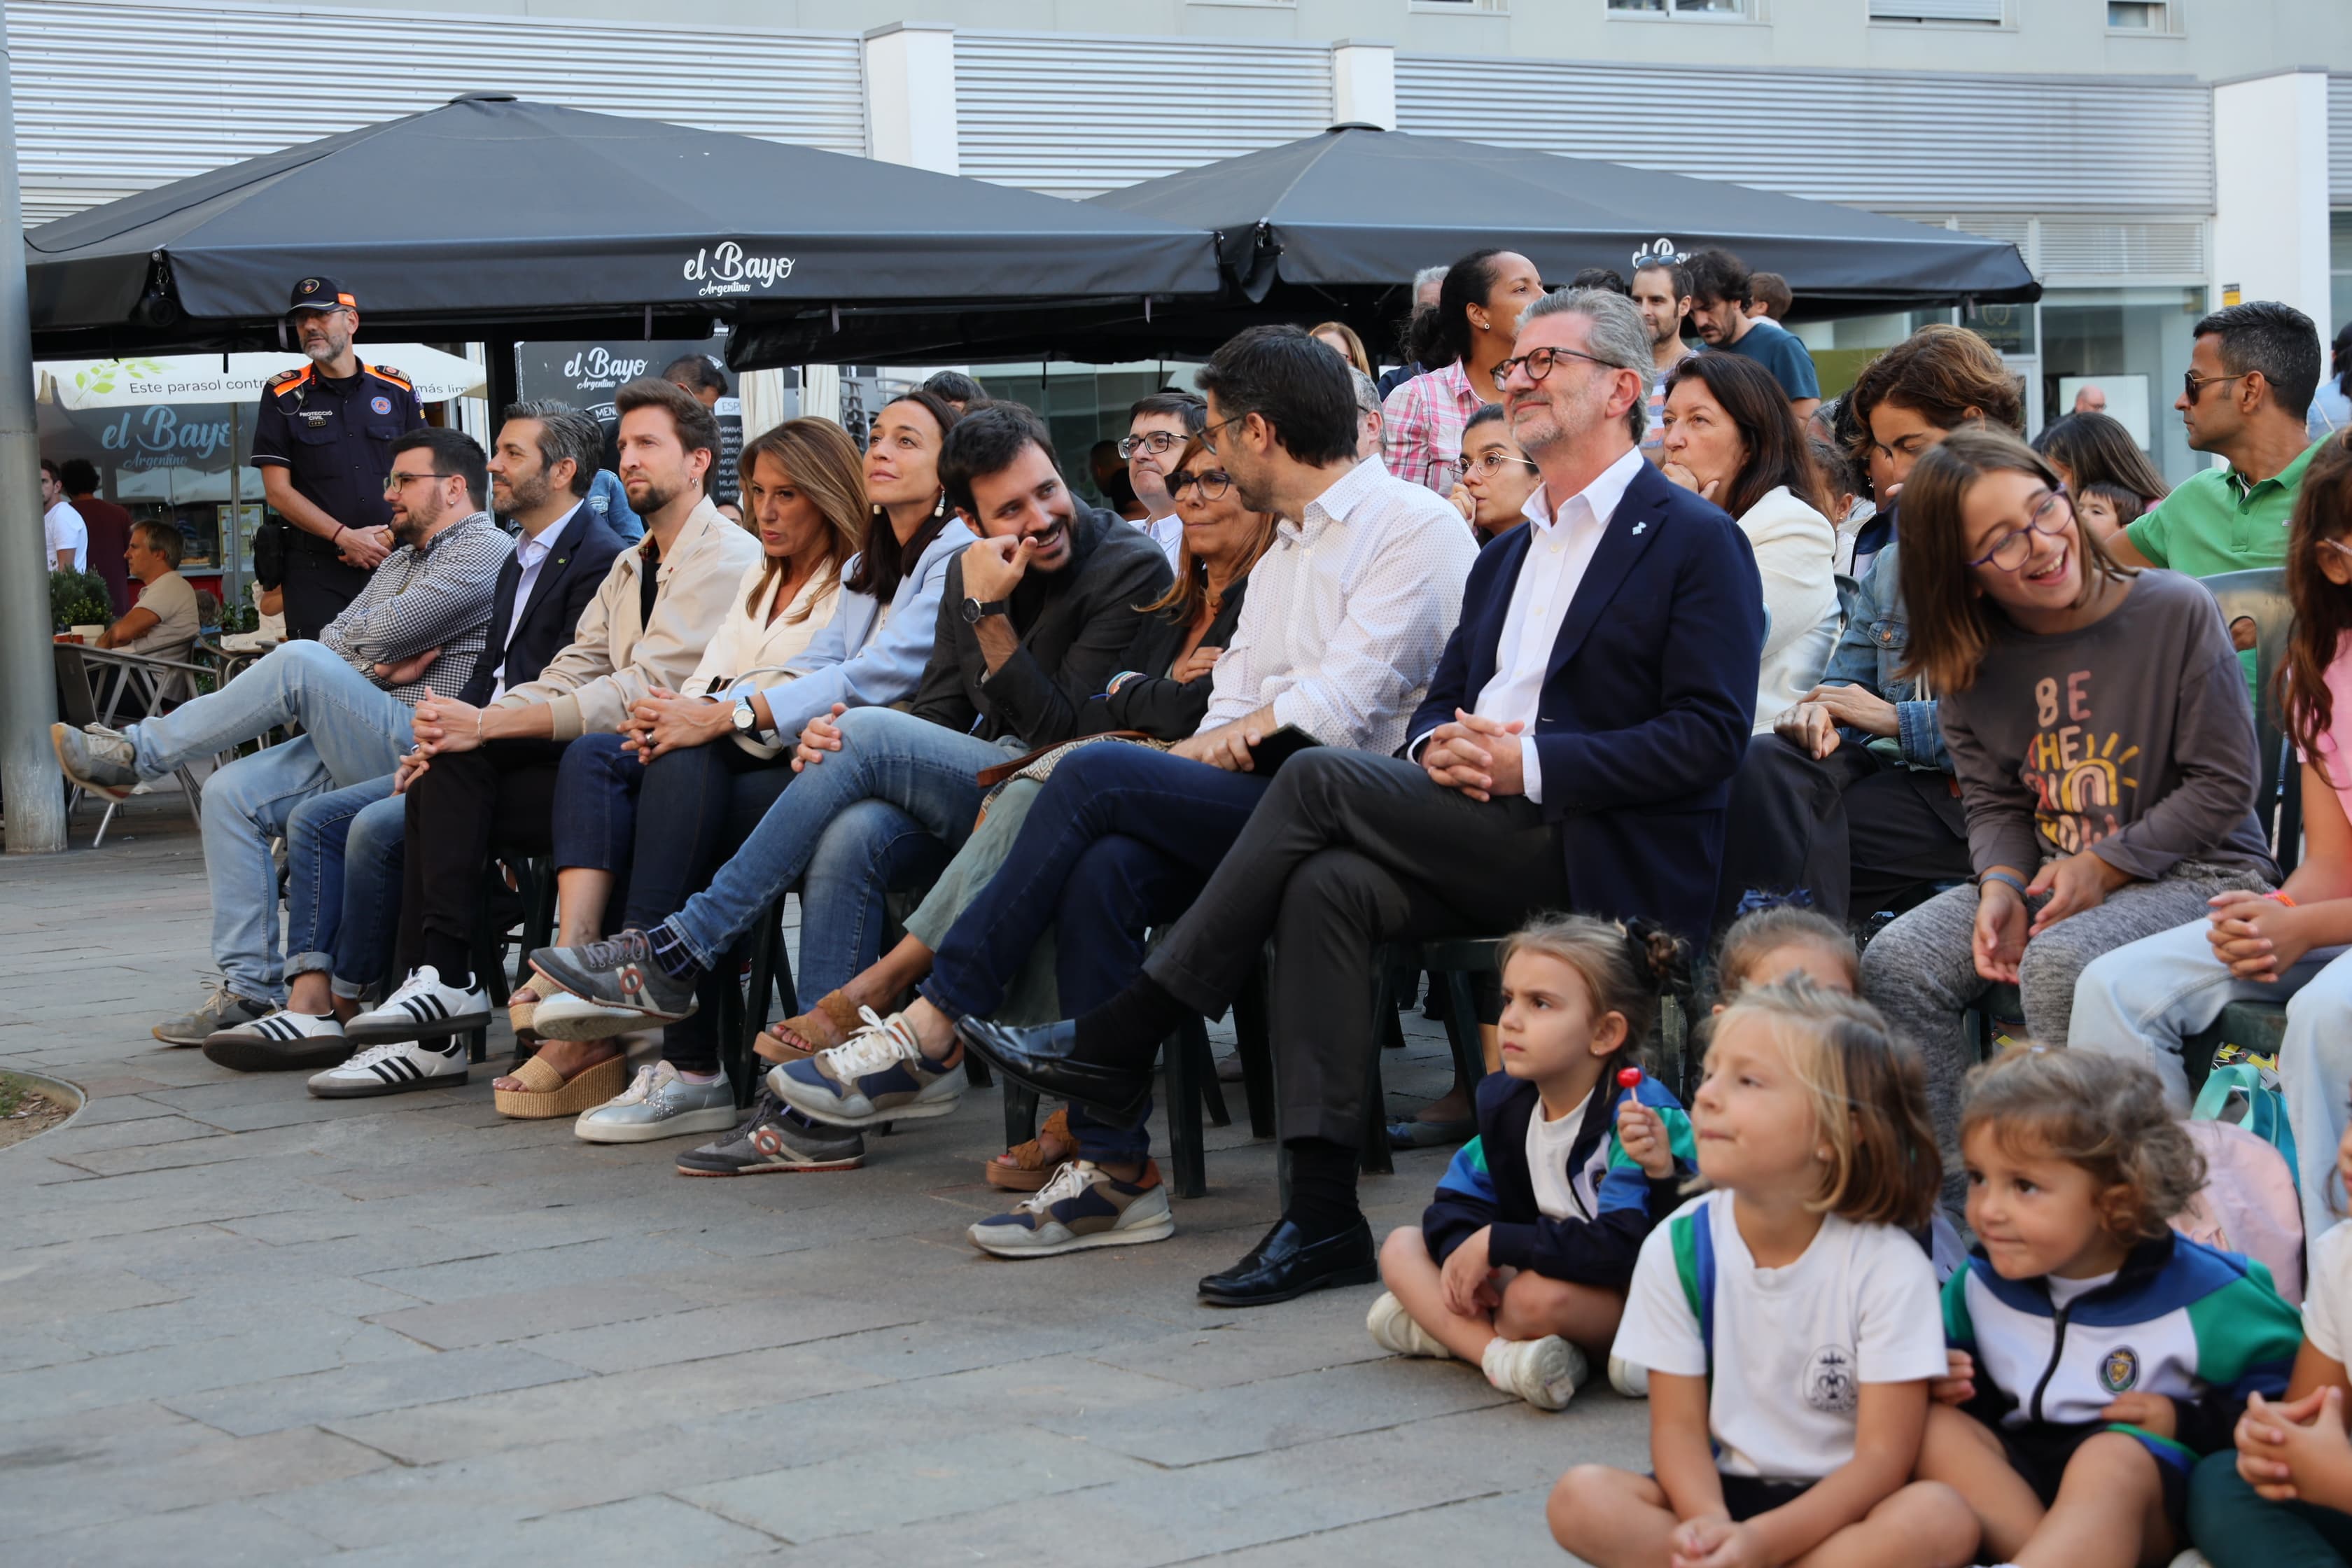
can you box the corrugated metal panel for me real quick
[956,31,1333,197]
[5,0,867,225]
[2038,219,2204,276]
[2333,74,2352,205]
[1396,55,2211,215]
[1870,0,2004,20]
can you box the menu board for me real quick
[516,334,742,505]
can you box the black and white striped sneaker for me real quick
[202,1008,349,1073]
[345,966,491,1044]
[307,1037,468,1098]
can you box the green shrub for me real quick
[49,569,111,632]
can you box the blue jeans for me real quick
[920,744,1272,1161]
[125,640,412,1004]
[551,731,644,876]
[666,708,1016,990]
[283,776,405,1001]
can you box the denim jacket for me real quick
[1823,541,1951,774]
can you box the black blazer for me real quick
[458,504,631,706]
[909,507,1175,746]
[1077,573,1252,741]
[1406,458,1765,945]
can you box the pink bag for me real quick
[2174,1119,2306,1306]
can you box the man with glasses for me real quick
[2109,300,2326,579]
[51,428,509,1046]
[253,276,429,640]
[1119,391,1207,560]
[958,291,1762,1312]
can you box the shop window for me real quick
[2038,286,2208,486]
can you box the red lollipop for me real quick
[1616,1066,1643,1089]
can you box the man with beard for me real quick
[315,379,758,1098]
[1630,257,1694,465]
[252,276,429,638]
[958,290,1764,1311]
[51,428,510,1045]
[197,402,629,1075]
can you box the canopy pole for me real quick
[0,15,64,852]
[486,339,517,443]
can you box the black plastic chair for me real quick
[461,853,557,1067]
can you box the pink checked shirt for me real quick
[1380,360,1490,496]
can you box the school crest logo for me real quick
[2099,1345,2140,1395]
[370,395,392,415]
[1804,1345,1858,1413]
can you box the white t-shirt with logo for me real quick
[44,499,86,572]
[1612,1191,1948,1479]
[1524,1087,1592,1222]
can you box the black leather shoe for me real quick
[953,1017,1154,1126]
[1197,1216,1378,1308]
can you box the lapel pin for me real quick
[1632,521,1648,536]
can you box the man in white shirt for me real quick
[40,459,87,572]
[846,327,1474,1257]
[960,290,1767,1306]
[1120,391,1204,559]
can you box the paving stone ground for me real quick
[0,794,1646,1564]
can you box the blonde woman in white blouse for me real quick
[1658,353,1841,732]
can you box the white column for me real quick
[863,22,960,175]
[1329,39,1396,132]
[2211,69,2332,334]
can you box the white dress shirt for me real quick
[489,502,581,701]
[1200,456,1476,757]
[1142,512,1184,561]
[1439,444,1644,806]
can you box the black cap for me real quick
[288,276,356,314]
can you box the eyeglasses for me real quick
[2183,369,2250,404]
[1448,450,1541,482]
[1965,488,2073,571]
[1197,414,1241,456]
[383,470,456,493]
[1491,345,1614,393]
[1117,430,1184,459]
[1167,468,1233,502]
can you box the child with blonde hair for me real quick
[1551,981,1978,1567]
[1370,915,1692,1410]
[1922,1046,2300,1568]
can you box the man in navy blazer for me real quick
[960,289,1764,1307]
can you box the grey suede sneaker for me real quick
[155,983,274,1047]
[51,722,139,796]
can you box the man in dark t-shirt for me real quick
[1685,247,1820,422]
[59,458,134,615]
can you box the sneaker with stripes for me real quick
[202,1008,349,1074]
[346,966,491,1045]
[307,1037,468,1098]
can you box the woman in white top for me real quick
[1659,353,1840,732]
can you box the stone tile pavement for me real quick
[0,797,1647,1564]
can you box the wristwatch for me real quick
[731,694,771,744]
[960,596,1011,624]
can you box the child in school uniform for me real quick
[1369,915,1693,1410]
[2194,1100,2352,1562]
[1921,1046,2302,1568]
[1550,980,1980,1568]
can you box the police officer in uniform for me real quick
[251,276,428,640]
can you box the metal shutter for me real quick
[1868,0,2005,20]
[2334,74,2352,205]
[1394,55,2211,216]
[2036,220,2205,277]
[955,31,1334,197]
[5,0,867,225]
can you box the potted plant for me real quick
[50,568,112,638]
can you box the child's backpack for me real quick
[2174,1063,2304,1304]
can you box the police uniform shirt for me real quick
[250,361,428,537]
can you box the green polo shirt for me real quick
[2123,438,2324,575]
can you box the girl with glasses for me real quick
[1448,404,1542,543]
[1858,428,2278,1216]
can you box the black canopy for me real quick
[24,94,1222,360]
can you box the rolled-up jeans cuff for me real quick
[284,950,332,980]
[662,915,720,974]
[331,975,368,1002]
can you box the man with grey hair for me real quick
[960,288,1766,1320]
[1351,366,1386,461]
[1378,265,1451,398]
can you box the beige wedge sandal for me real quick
[492,1051,628,1119]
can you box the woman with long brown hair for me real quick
[2073,431,2352,1240]
[722,433,1282,1183]
[1855,427,2276,1210]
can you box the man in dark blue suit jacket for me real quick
[962,290,1765,1307]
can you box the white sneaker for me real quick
[573,1062,738,1144]
[1607,1354,1650,1399]
[201,1007,349,1073]
[966,1159,1175,1257]
[532,988,653,1042]
[346,966,491,1044]
[1366,1292,1453,1360]
[307,1037,468,1098]
[769,1009,965,1128]
[1481,1335,1587,1411]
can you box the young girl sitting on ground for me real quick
[1368,916,1693,1410]
[1550,981,1979,1568]
[2193,1100,2352,1562]
[1716,901,1861,1004]
[1921,1046,2301,1568]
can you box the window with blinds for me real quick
[1869,0,2005,22]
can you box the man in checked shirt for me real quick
[50,427,512,1046]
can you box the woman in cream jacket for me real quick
[1658,352,1840,731]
